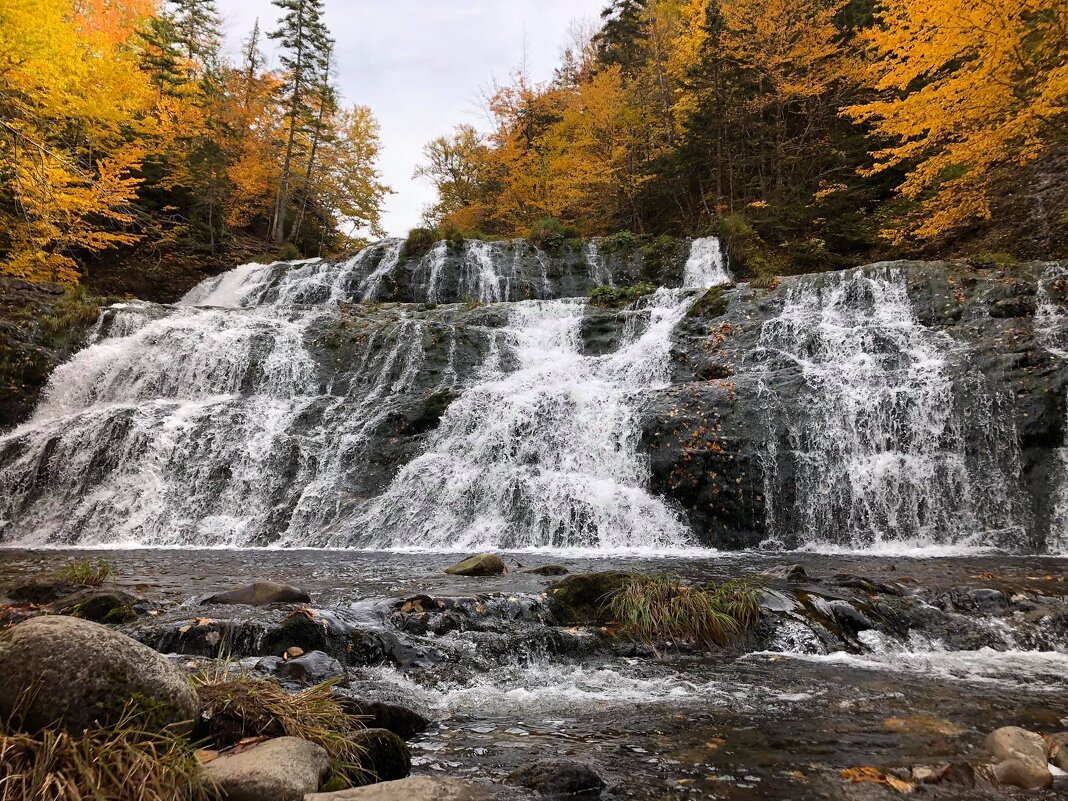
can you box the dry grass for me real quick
[0,706,212,801]
[56,558,112,586]
[194,673,368,785]
[606,574,761,648]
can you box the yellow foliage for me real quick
[848,0,1068,242]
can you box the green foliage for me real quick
[588,282,657,309]
[600,231,640,253]
[439,220,466,250]
[194,674,369,786]
[277,242,302,261]
[528,217,581,251]
[402,227,437,260]
[606,574,761,648]
[0,703,212,801]
[56,558,112,587]
[637,235,680,278]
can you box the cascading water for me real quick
[338,291,697,550]
[683,236,731,288]
[756,265,1026,550]
[1036,267,1068,551]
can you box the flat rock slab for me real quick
[202,581,311,606]
[204,736,330,801]
[0,615,198,733]
[307,776,531,801]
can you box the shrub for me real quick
[56,558,112,586]
[277,242,301,261]
[194,675,369,786]
[606,574,761,648]
[401,228,437,260]
[439,220,466,250]
[0,704,210,801]
[588,282,657,309]
[600,231,640,253]
[528,217,581,251]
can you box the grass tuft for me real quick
[0,704,212,801]
[56,558,112,586]
[606,574,761,648]
[194,674,369,785]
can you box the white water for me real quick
[757,265,1025,549]
[341,290,697,549]
[1036,267,1068,552]
[683,236,731,288]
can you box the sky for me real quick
[221,0,607,236]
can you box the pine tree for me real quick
[268,0,333,244]
[169,0,222,79]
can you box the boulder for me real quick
[444,554,507,577]
[547,571,631,623]
[48,588,143,623]
[992,758,1053,791]
[525,565,569,576]
[275,650,345,685]
[0,616,198,733]
[506,759,605,797]
[984,726,1048,766]
[202,581,311,606]
[1048,732,1068,771]
[761,564,808,581]
[203,736,330,801]
[351,728,411,784]
[339,698,429,739]
[305,777,510,801]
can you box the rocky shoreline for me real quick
[2,550,1067,799]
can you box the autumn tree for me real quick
[414,125,491,229]
[848,0,1068,243]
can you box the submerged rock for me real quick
[506,759,605,797]
[761,564,808,582]
[525,565,569,576]
[445,554,508,577]
[0,616,198,732]
[202,581,311,606]
[203,736,330,801]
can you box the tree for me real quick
[848,0,1068,243]
[414,125,490,228]
[170,0,222,79]
[268,0,333,243]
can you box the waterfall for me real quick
[358,239,404,301]
[756,265,1025,550]
[683,236,731,288]
[341,291,696,550]
[1036,268,1068,551]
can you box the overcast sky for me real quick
[221,0,606,236]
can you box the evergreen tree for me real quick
[170,0,223,79]
[268,0,334,243]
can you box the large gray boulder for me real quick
[203,736,330,801]
[306,777,520,801]
[984,726,1052,790]
[202,581,311,606]
[0,615,198,733]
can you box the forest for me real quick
[416,0,1068,276]
[0,0,389,289]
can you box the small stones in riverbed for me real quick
[201,580,312,606]
[444,554,508,576]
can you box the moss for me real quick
[588,282,657,309]
[529,217,581,251]
[967,252,1018,268]
[548,571,632,623]
[600,231,640,253]
[686,286,728,318]
[638,235,679,277]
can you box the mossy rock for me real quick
[444,554,507,577]
[587,283,656,310]
[547,571,632,624]
[49,588,143,623]
[686,286,730,319]
[349,728,412,785]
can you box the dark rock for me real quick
[0,616,198,733]
[351,728,412,784]
[969,588,1009,612]
[48,588,144,623]
[338,698,430,739]
[5,577,82,604]
[761,564,808,581]
[827,600,873,633]
[444,554,507,577]
[547,572,631,623]
[202,581,311,606]
[274,649,345,685]
[506,759,606,797]
[203,736,330,801]
[526,565,569,576]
